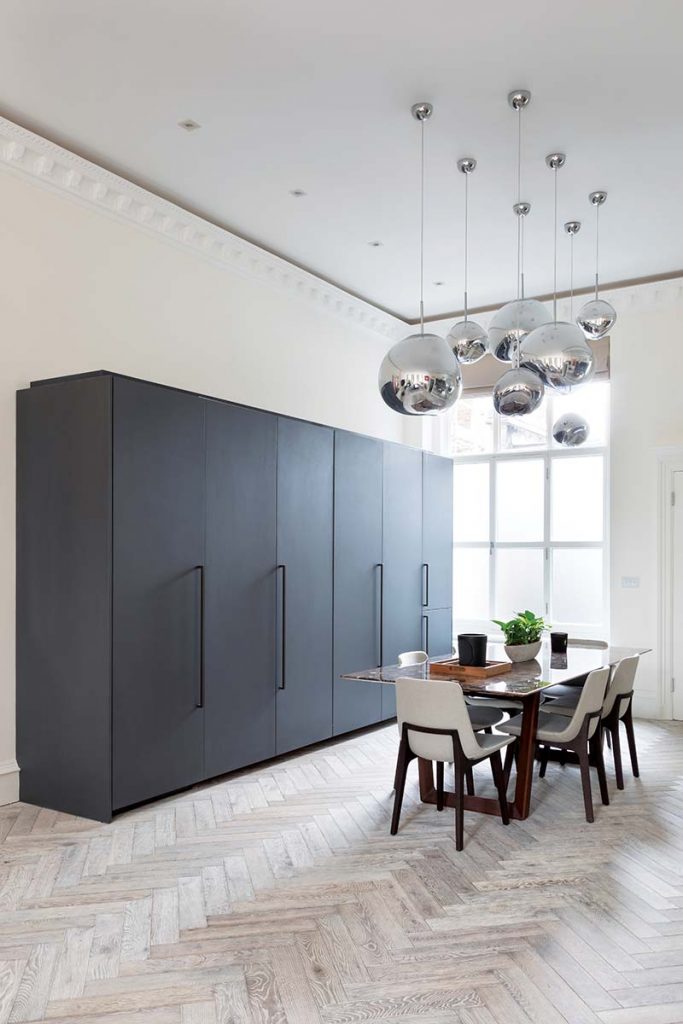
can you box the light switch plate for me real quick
[621,576,640,589]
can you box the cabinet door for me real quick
[422,608,453,659]
[382,443,423,719]
[276,418,333,753]
[422,453,454,609]
[204,402,277,777]
[333,431,383,735]
[113,378,205,810]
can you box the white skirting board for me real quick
[0,760,19,806]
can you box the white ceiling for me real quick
[0,0,681,319]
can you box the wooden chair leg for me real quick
[490,750,510,826]
[465,766,475,796]
[577,744,595,823]
[611,722,624,790]
[623,705,640,778]
[539,745,549,779]
[605,726,612,750]
[503,741,516,789]
[391,739,411,835]
[436,761,444,811]
[590,730,610,806]
[454,763,465,851]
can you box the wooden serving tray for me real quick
[429,658,510,680]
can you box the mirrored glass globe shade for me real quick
[577,192,617,340]
[553,412,590,447]
[446,158,488,364]
[378,103,461,416]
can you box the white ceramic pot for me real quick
[504,640,542,663]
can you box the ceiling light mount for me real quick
[457,157,476,174]
[411,102,433,122]
[546,152,566,170]
[513,201,531,217]
[508,89,531,111]
[564,220,581,235]
[589,190,607,206]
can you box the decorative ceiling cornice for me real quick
[0,116,406,341]
[0,114,681,340]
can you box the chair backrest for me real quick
[568,638,609,649]
[398,650,429,667]
[562,666,611,740]
[603,656,639,717]
[395,677,482,762]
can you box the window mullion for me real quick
[544,453,551,618]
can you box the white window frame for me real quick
[440,384,610,642]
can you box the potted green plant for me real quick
[492,610,548,663]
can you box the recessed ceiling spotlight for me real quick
[368,240,383,247]
[289,189,307,197]
[433,280,445,286]
[178,119,201,132]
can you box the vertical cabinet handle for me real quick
[194,565,205,708]
[375,563,384,667]
[277,564,286,690]
[421,562,430,607]
[422,613,429,656]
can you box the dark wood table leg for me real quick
[511,691,540,820]
[416,691,540,821]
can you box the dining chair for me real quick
[395,649,506,794]
[598,656,640,788]
[500,666,611,823]
[398,650,429,667]
[392,677,515,850]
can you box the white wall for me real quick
[609,295,683,718]
[0,170,406,805]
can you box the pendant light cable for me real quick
[463,166,468,322]
[595,201,600,302]
[570,230,574,319]
[553,164,558,322]
[419,115,425,336]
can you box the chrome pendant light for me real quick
[552,222,589,445]
[379,103,462,416]
[521,154,595,391]
[577,191,617,339]
[447,158,488,364]
[489,90,550,364]
[553,413,590,446]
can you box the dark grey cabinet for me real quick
[422,453,454,612]
[381,442,424,719]
[333,431,383,734]
[112,378,206,810]
[17,376,113,823]
[422,608,454,659]
[276,418,334,753]
[17,371,453,822]
[204,401,277,778]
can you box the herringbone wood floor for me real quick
[0,719,682,1023]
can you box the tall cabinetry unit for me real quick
[422,452,454,659]
[17,371,452,822]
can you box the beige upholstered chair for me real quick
[599,655,640,788]
[398,650,429,667]
[500,666,611,822]
[392,677,515,850]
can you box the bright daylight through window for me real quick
[445,381,609,641]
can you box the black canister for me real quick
[457,633,488,667]
[551,631,568,654]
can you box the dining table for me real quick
[342,642,650,821]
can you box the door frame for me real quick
[657,447,683,720]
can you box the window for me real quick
[445,381,609,640]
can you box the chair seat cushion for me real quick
[466,696,523,711]
[543,683,584,700]
[499,712,574,743]
[541,702,575,717]
[467,706,505,730]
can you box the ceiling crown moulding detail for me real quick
[0,116,404,341]
[0,115,680,342]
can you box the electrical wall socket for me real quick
[621,576,640,589]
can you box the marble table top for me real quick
[341,642,651,699]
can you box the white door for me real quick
[673,471,683,719]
